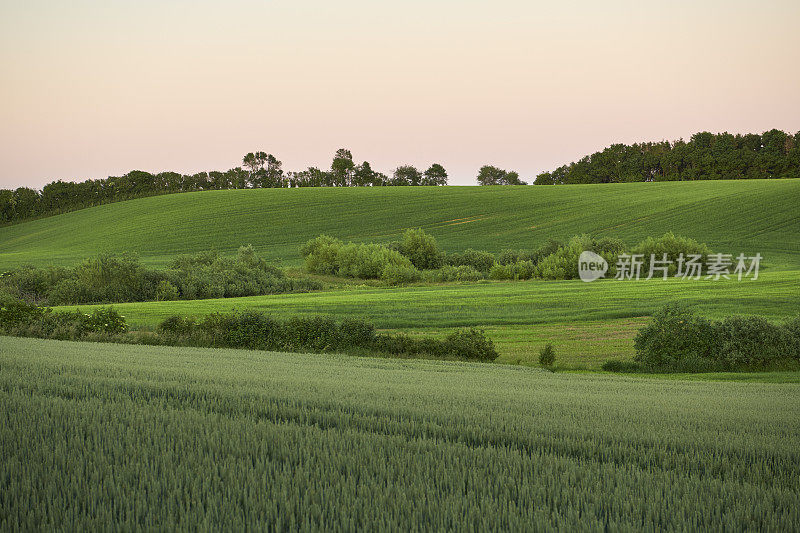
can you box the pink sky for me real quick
[1,0,799,188]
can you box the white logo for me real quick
[578,251,608,282]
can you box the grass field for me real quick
[62,271,800,368]
[2,336,798,530]
[5,179,800,368]
[2,179,799,269]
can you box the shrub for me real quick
[0,294,44,328]
[381,264,422,285]
[488,260,536,280]
[498,240,562,266]
[536,235,625,280]
[424,265,484,283]
[715,315,792,368]
[444,328,498,362]
[85,307,127,335]
[446,249,496,273]
[632,233,711,277]
[538,344,556,367]
[300,235,342,258]
[634,305,799,372]
[398,228,444,269]
[633,304,718,370]
[0,248,304,306]
[157,315,198,336]
[337,243,413,279]
[303,237,344,275]
[784,316,800,361]
[155,280,179,301]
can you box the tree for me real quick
[354,161,385,186]
[422,163,448,186]
[242,151,268,174]
[331,149,355,187]
[392,165,421,186]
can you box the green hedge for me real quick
[632,304,800,372]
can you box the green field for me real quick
[2,336,798,529]
[2,179,799,269]
[62,271,800,368]
[3,179,795,369]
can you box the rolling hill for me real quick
[1,179,799,269]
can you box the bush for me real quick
[398,228,444,269]
[155,280,179,301]
[498,240,562,266]
[634,304,799,372]
[157,315,197,336]
[538,343,556,367]
[381,264,422,285]
[446,249,496,273]
[632,233,711,277]
[0,296,128,340]
[601,359,642,373]
[784,316,800,361]
[423,265,484,283]
[488,260,536,280]
[444,328,498,362]
[634,304,718,370]
[536,235,626,280]
[85,307,127,335]
[300,235,342,258]
[715,315,792,368]
[0,248,306,306]
[0,294,44,327]
[337,243,413,279]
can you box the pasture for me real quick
[1,179,799,269]
[1,336,798,530]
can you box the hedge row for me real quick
[302,230,711,284]
[626,304,800,372]
[0,296,498,362]
[1,245,321,306]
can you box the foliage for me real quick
[0,300,127,340]
[497,240,562,266]
[0,248,319,306]
[488,260,536,280]
[538,343,556,367]
[0,149,450,224]
[534,129,800,184]
[476,165,527,185]
[380,264,422,285]
[536,235,626,280]
[634,304,800,372]
[445,249,496,273]
[303,237,413,280]
[397,228,444,269]
[632,232,712,276]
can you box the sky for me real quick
[1,0,799,188]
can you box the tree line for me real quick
[3,129,798,223]
[0,149,449,224]
[534,129,800,184]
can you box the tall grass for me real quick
[1,337,798,530]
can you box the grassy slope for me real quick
[2,337,798,529]
[2,179,799,269]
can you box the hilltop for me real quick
[1,179,799,269]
